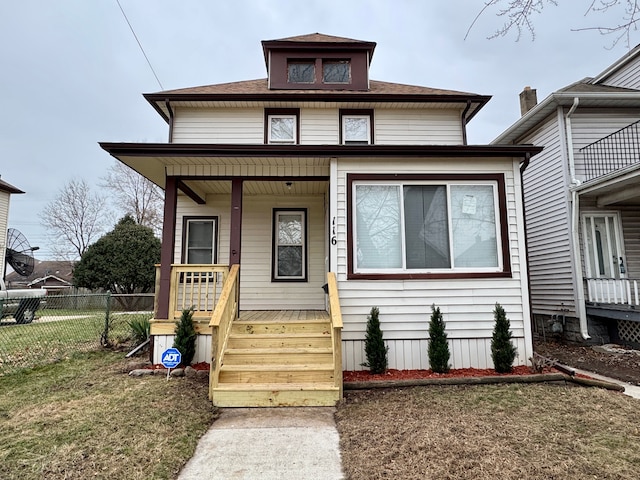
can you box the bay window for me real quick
[349,174,509,278]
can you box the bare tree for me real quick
[39,178,108,260]
[467,0,640,48]
[101,162,163,236]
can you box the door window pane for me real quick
[274,210,306,280]
[355,185,402,269]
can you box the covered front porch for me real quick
[576,131,640,342]
[151,264,343,406]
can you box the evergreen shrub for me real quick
[173,308,197,366]
[361,307,388,374]
[428,304,450,373]
[491,303,517,373]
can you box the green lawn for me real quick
[0,350,217,480]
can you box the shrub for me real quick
[128,317,151,345]
[491,303,517,373]
[361,307,388,374]
[428,304,450,373]
[173,308,197,366]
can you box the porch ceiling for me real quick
[181,179,329,196]
[577,165,640,206]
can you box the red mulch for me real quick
[146,362,210,371]
[343,366,547,382]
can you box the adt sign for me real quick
[161,348,182,369]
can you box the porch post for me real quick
[157,176,177,320]
[229,179,243,265]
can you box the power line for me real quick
[115,0,164,90]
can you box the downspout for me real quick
[461,100,471,145]
[565,97,590,339]
[519,152,534,348]
[165,99,174,143]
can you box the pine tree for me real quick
[361,307,388,374]
[173,308,197,366]
[428,304,450,373]
[491,303,517,373]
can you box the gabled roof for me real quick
[0,177,24,194]
[493,78,640,144]
[267,33,372,44]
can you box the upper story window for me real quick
[323,60,350,84]
[265,109,299,144]
[341,110,373,144]
[348,174,511,279]
[287,61,315,83]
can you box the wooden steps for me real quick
[211,318,341,407]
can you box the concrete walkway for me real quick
[177,407,343,480]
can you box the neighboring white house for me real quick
[0,177,24,281]
[101,33,541,377]
[494,46,640,346]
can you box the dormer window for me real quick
[323,60,350,84]
[287,61,315,83]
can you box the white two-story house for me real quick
[102,33,541,406]
[495,46,640,347]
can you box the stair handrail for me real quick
[208,264,240,399]
[327,272,343,398]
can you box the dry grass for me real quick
[0,350,217,480]
[336,383,640,479]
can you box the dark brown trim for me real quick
[181,216,219,264]
[177,180,206,204]
[346,173,512,280]
[461,100,471,145]
[157,177,178,319]
[229,179,243,266]
[271,208,308,282]
[339,109,374,144]
[100,142,543,158]
[264,108,301,144]
[165,99,174,142]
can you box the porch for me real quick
[151,264,343,407]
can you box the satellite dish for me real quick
[5,228,38,277]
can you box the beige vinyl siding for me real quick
[172,107,264,143]
[175,193,326,310]
[571,109,640,181]
[334,156,531,370]
[300,109,338,144]
[0,192,9,279]
[375,109,463,145]
[599,56,640,89]
[521,115,576,316]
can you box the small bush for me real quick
[428,304,450,373]
[128,317,151,345]
[491,303,517,373]
[173,308,197,366]
[361,307,388,374]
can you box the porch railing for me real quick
[168,264,229,320]
[586,278,640,306]
[579,120,640,182]
[209,264,239,399]
[327,272,343,398]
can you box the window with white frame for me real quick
[342,113,371,144]
[351,177,504,276]
[268,115,297,144]
[183,217,218,264]
[273,209,307,281]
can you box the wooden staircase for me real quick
[210,315,341,407]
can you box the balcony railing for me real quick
[586,278,640,306]
[579,120,640,181]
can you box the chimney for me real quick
[519,86,537,116]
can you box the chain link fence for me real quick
[0,292,154,376]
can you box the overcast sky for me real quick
[1,0,637,260]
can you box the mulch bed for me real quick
[343,365,536,382]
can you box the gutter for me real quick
[461,100,471,145]
[165,99,174,143]
[564,97,590,340]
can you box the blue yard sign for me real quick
[161,348,182,369]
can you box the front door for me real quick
[582,212,627,302]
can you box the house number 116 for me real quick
[331,217,337,245]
